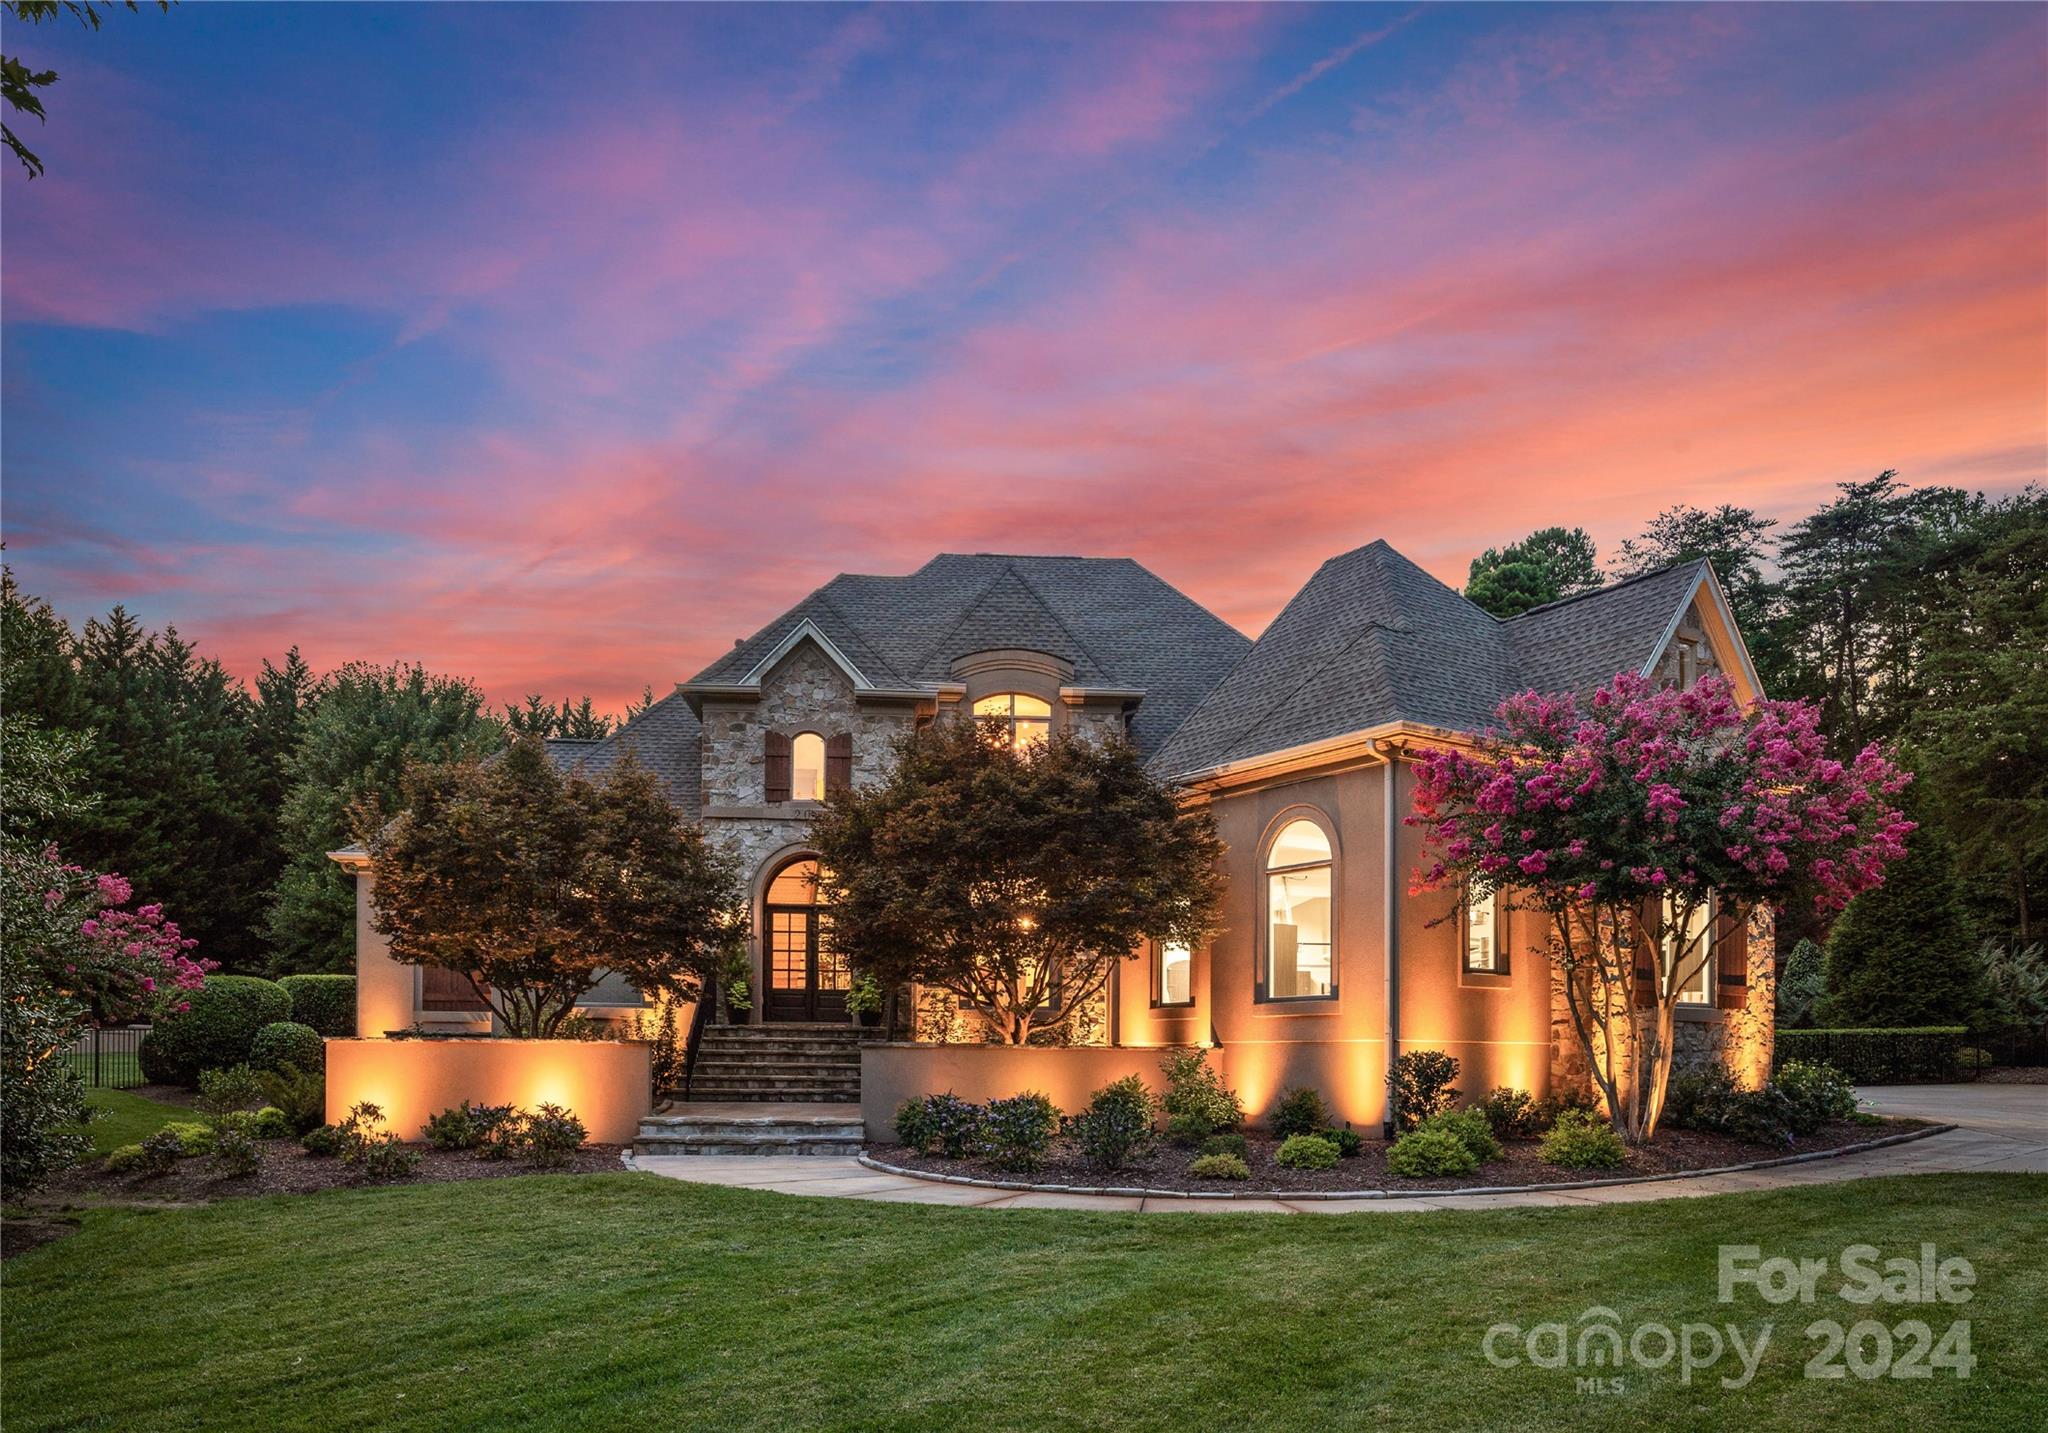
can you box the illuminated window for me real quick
[1263,818,1333,1000]
[1158,942,1192,1006]
[790,732,826,801]
[1666,892,1715,1004]
[1463,883,1504,973]
[972,692,1052,750]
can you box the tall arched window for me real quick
[790,732,826,801]
[1264,818,1334,1000]
[972,693,1052,750]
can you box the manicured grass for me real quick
[5,1173,2042,1431]
[57,1087,193,1157]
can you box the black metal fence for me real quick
[64,1025,148,1088]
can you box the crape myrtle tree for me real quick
[1409,673,1913,1142]
[364,737,742,1038]
[810,717,1224,1045]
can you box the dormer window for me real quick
[972,693,1052,751]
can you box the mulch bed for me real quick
[28,1138,626,1213]
[874,1117,1926,1195]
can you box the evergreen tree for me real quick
[1820,827,1988,1029]
[264,662,503,974]
[1464,527,1602,618]
[502,693,615,740]
[1613,503,1781,658]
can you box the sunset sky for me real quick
[4,2,2043,711]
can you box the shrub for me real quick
[250,1106,294,1140]
[1198,1132,1249,1161]
[1068,1075,1156,1172]
[136,1128,185,1173]
[257,1065,326,1134]
[1274,1133,1340,1170]
[1316,1126,1364,1158]
[1665,1065,1797,1147]
[1269,1086,1327,1138]
[1158,1049,1243,1144]
[195,1064,267,1118]
[980,1091,1060,1172]
[2,981,90,1191]
[1774,1027,1967,1083]
[520,1104,587,1167]
[1958,1046,1995,1072]
[1478,1087,1543,1140]
[1417,1108,1501,1164]
[472,1104,527,1161]
[104,1143,150,1175]
[300,1124,341,1157]
[1535,1085,1599,1125]
[892,1097,935,1152]
[250,1021,325,1074]
[920,1093,986,1160]
[138,975,292,1087]
[1540,1109,1627,1169]
[211,1116,262,1177]
[163,1121,215,1156]
[1190,1153,1251,1181]
[1387,1050,1461,1132]
[423,1103,485,1150]
[336,1102,420,1180]
[1777,938,1825,1028]
[1774,1059,1858,1132]
[276,974,357,1036]
[1388,1128,1478,1178]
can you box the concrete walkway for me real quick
[632,1084,2046,1214]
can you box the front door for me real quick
[762,858,848,1023]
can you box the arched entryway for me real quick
[761,855,849,1022]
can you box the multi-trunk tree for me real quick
[810,716,1223,1045]
[1410,673,1913,1142]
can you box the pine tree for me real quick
[1820,827,1989,1029]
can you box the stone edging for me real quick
[854,1123,1957,1201]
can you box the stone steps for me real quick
[635,1105,865,1157]
[677,1023,869,1105]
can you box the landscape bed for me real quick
[871,1117,1926,1194]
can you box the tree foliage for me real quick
[1819,825,1987,1029]
[2,1,167,178]
[1612,502,1780,641]
[502,694,616,741]
[1410,673,1912,1140]
[364,738,742,1037]
[811,718,1224,1044]
[1464,527,1603,618]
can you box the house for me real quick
[332,543,1769,1136]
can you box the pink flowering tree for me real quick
[15,855,212,1023]
[1409,673,1913,1142]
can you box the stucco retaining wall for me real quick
[325,1037,653,1144]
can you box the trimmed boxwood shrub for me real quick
[138,975,292,1087]
[1190,1152,1251,1181]
[1315,1126,1364,1158]
[277,975,357,1036]
[1274,1133,1340,1170]
[1269,1085,1327,1138]
[1774,1027,1965,1084]
[1539,1109,1626,1169]
[1388,1128,1478,1178]
[250,1021,325,1074]
[250,1106,294,1140]
[1416,1108,1501,1164]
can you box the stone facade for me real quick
[1651,600,1725,691]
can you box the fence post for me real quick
[93,1026,102,1088]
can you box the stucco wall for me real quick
[326,1037,652,1144]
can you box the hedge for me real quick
[1774,1027,1966,1084]
[277,974,357,1036]
[138,976,293,1087]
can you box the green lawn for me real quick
[57,1087,193,1157]
[5,1173,2041,1431]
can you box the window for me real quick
[1463,883,1504,973]
[1264,818,1333,999]
[1157,942,1192,1006]
[972,692,1052,750]
[1665,892,1715,1004]
[790,732,826,801]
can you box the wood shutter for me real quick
[764,731,792,803]
[1716,905,1750,1011]
[825,732,852,795]
[421,965,490,1012]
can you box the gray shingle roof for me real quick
[545,688,702,820]
[1150,543,1711,778]
[688,554,1252,753]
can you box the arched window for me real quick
[790,732,826,801]
[762,856,849,1021]
[972,692,1052,750]
[1264,818,1334,1000]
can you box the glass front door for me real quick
[762,858,848,1022]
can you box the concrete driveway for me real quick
[1858,1082,2048,1156]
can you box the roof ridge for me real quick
[1003,560,1116,682]
[1188,616,1400,771]
[1506,557,1707,622]
[909,568,1009,675]
[806,587,906,686]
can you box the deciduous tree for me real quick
[1464,527,1602,618]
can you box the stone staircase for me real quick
[634,1104,865,1157]
[682,1023,865,1103]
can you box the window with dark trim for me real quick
[1462,883,1506,974]
[1156,941,1193,1007]
[1261,817,1334,1001]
